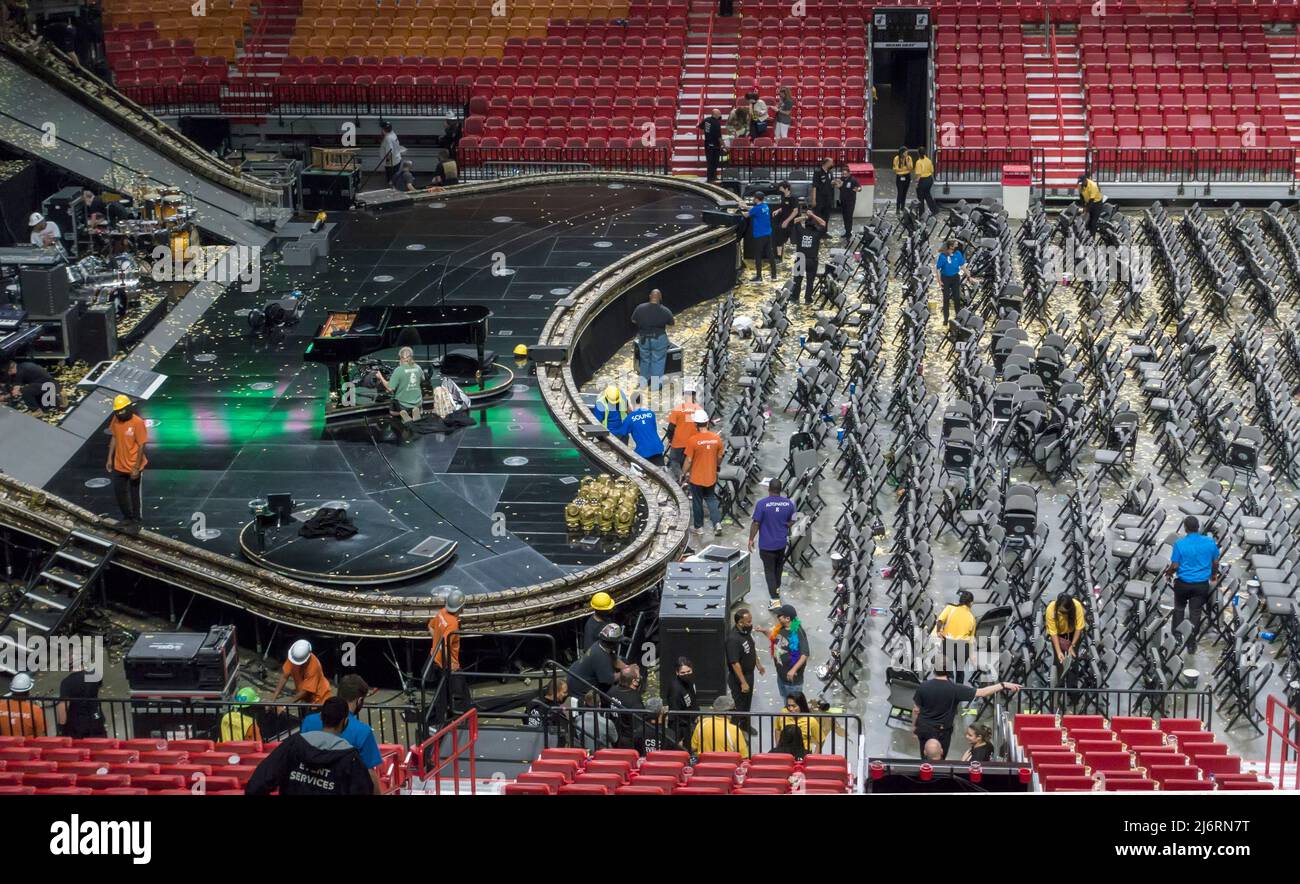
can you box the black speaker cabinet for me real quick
[19,264,71,318]
[74,303,118,364]
[632,340,683,376]
[658,591,728,705]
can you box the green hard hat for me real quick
[235,687,260,706]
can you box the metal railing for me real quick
[1263,694,1300,790]
[558,706,863,761]
[935,146,1045,184]
[1087,147,1298,185]
[8,696,423,747]
[726,144,870,172]
[120,80,471,119]
[1005,686,1215,728]
[411,708,478,794]
[458,145,671,179]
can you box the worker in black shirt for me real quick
[783,205,828,305]
[912,669,1019,759]
[664,656,698,748]
[810,158,834,215]
[567,623,625,704]
[835,166,863,241]
[608,666,646,749]
[56,661,106,738]
[724,609,765,735]
[630,288,675,394]
[771,180,798,257]
[4,359,58,413]
[699,109,724,183]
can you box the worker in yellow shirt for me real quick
[934,591,977,641]
[1077,173,1104,234]
[891,146,914,214]
[913,146,937,216]
[690,694,749,756]
[1045,591,1086,693]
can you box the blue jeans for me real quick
[689,482,721,528]
[639,333,669,390]
[777,675,804,700]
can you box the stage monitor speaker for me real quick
[658,592,728,704]
[441,347,496,375]
[266,492,294,520]
[703,209,744,229]
[528,345,569,364]
[19,264,71,318]
[73,303,118,365]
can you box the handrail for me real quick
[694,7,718,158]
[1044,2,1064,154]
[412,707,478,794]
[1263,694,1300,790]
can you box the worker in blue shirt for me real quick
[300,673,384,793]
[935,240,966,324]
[1162,515,1221,652]
[614,392,666,465]
[746,192,776,281]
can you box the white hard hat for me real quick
[683,380,699,393]
[288,639,312,665]
[9,672,34,693]
[692,409,710,423]
[28,212,44,226]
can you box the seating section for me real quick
[733,15,868,148]
[1011,713,1272,792]
[99,0,1300,179]
[1081,9,1295,154]
[0,735,408,795]
[104,0,251,91]
[934,17,1033,154]
[460,15,687,154]
[506,747,853,795]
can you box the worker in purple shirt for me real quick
[748,477,797,611]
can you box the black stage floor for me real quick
[43,182,715,597]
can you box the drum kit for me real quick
[92,186,197,255]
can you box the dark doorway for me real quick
[871,47,930,152]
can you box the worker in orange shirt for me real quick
[0,673,47,737]
[666,381,700,476]
[105,394,148,526]
[681,409,725,537]
[270,640,333,710]
[426,588,471,724]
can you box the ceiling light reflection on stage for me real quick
[492,216,513,223]
[503,456,529,466]
[84,477,110,488]
[550,287,571,295]
[194,353,216,362]
[594,241,613,248]
[372,275,394,283]
[406,244,427,251]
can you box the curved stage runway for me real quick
[42,180,731,607]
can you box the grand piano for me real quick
[304,304,491,398]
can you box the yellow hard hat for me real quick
[590,591,615,611]
[112,395,131,411]
[603,385,619,402]
[513,344,528,357]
